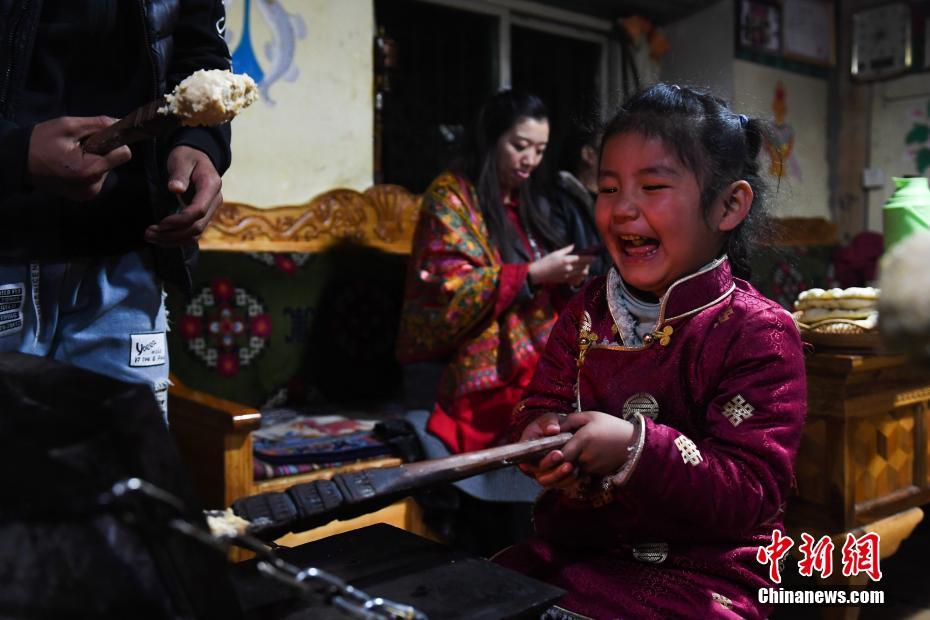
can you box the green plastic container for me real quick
[883,176,930,252]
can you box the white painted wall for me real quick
[867,74,930,232]
[222,0,374,208]
[661,1,830,220]
[661,0,734,101]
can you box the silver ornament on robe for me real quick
[622,392,659,421]
[632,542,669,564]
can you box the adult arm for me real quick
[161,0,232,174]
[149,0,232,244]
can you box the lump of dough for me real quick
[161,69,258,127]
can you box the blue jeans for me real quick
[0,249,169,418]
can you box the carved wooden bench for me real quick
[166,184,431,552]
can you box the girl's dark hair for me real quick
[601,83,775,279]
[454,90,565,262]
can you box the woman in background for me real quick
[397,89,594,455]
[396,90,594,555]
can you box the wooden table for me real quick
[786,351,929,617]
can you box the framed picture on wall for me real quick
[738,0,782,54]
[782,0,835,66]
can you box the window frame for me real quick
[412,0,620,113]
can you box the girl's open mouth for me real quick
[619,234,659,257]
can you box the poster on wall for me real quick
[738,0,782,54]
[782,0,835,66]
[765,81,803,180]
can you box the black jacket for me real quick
[0,0,232,292]
[553,170,610,277]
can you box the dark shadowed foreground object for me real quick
[233,433,571,540]
[232,523,564,620]
[0,352,241,620]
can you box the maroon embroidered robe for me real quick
[496,258,807,619]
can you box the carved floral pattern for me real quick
[201,184,420,254]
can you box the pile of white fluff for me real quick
[879,229,930,358]
[160,69,258,127]
[204,508,251,538]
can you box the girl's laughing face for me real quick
[595,132,727,298]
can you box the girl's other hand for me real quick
[519,411,562,442]
[559,411,635,476]
[518,412,578,488]
[529,244,596,286]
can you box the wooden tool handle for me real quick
[82,97,176,155]
[233,431,574,538]
[402,432,573,479]
[327,431,576,509]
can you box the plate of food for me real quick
[793,287,883,351]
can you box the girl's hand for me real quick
[529,244,596,286]
[518,412,578,489]
[559,411,636,476]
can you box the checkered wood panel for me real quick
[852,409,915,505]
[795,417,827,506]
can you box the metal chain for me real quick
[102,478,427,620]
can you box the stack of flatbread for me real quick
[793,287,879,334]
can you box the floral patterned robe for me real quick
[396,171,557,453]
[495,257,807,619]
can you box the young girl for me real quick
[494,84,807,619]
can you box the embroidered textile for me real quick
[674,434,704,466]
[723,394,755,426]
[396,172,557,452]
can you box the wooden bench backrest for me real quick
[200,184,421,255]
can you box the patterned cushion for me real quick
[166,247,407,408]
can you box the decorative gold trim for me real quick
[895,386,930,408]
[200,184,421,254]
[591,282,735,353]
[663,284,736,325]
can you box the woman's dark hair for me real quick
[600,83,776,279]
[454,90,565,262]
